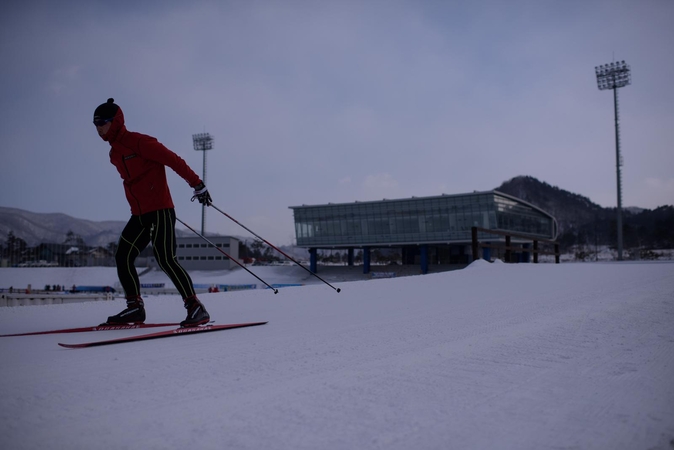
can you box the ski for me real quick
[0,323,181,337]
[58,321,268,348]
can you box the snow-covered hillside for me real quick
[1,261,673,450]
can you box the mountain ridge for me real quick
[0,207,129,247]
[494,175,673,249]
[0,207,196,247]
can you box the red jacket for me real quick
[103,107,201,216]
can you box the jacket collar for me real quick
[103,107,126,143]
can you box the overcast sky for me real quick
[1,0,672,245]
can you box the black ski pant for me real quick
[116,208,195,300]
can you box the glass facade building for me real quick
[291,191,557,249]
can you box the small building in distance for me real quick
[148,236,240,271]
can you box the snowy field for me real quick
[1,261,673,450]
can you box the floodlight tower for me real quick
[192,132,214,235]
[595,60,631,261]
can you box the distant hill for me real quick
[495,176,610,235]
[495,176,674,250]
[0,207,130,247]
[0,207,197,247]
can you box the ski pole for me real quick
[176,217,278,294]
[209,203,341,293]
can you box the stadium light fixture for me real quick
[192,133,214,235]
[595,60,631,261]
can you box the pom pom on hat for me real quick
[93,98,119,121]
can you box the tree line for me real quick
[1,230,117,267]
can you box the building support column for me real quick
[482,244,491,262]
[309,248,317,273]
[522,243,530,263]
[348,248,354,266]
[420,244,428,274]
[363,247,371,274]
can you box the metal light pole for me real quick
[192,133,214,235]
[595,60,631,261]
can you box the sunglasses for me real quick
[93,117,114,127]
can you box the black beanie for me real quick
[93,98,119,121]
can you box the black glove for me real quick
[191,182,212,205]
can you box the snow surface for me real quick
[1,261,673,450]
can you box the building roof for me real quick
[289,190,494,210]
[290,190,555,223]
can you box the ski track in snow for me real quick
[1,262,673,450]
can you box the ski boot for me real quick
[104,296,146,325]
[181,296,210,327]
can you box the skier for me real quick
[93,98,212,327]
